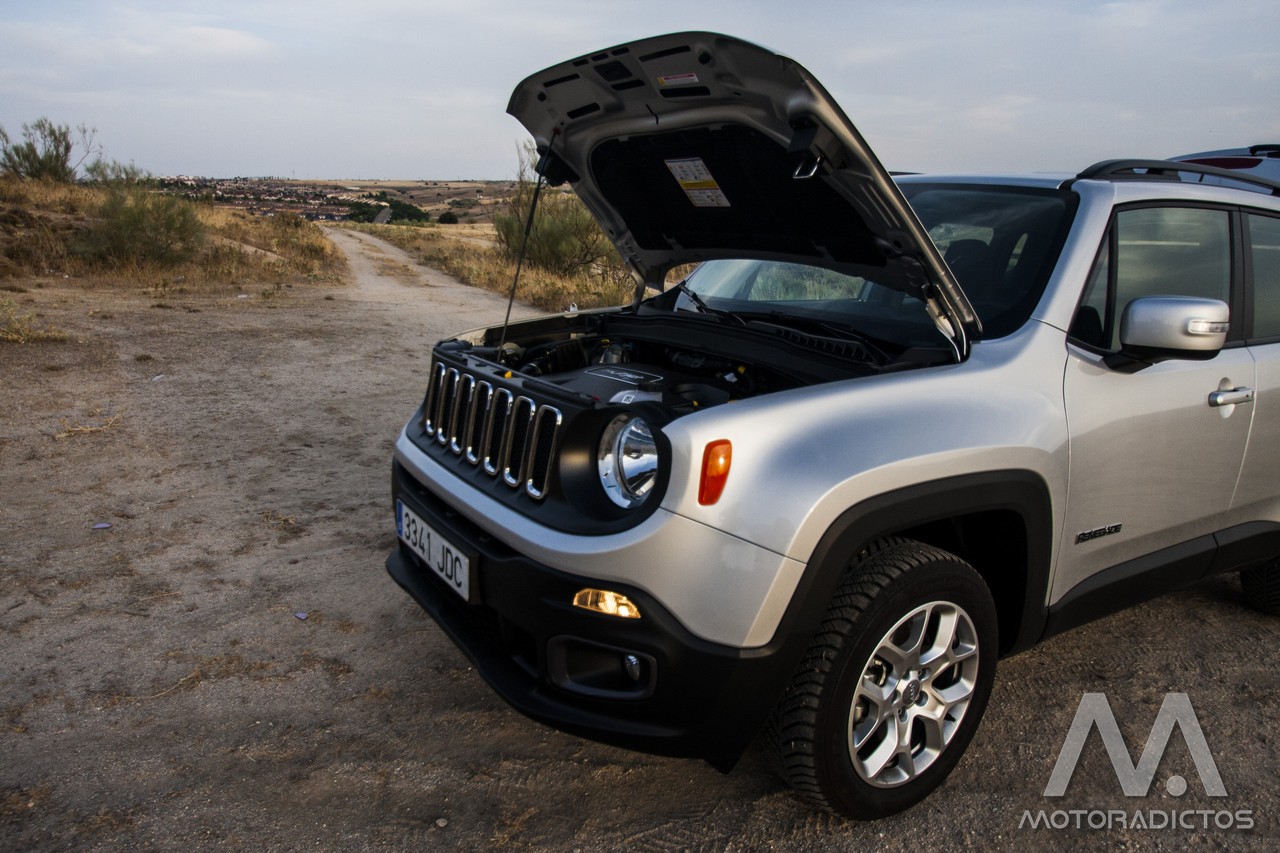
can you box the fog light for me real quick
[623,654,642,682]
[573,588,641,619]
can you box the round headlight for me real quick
[598,414,659,508]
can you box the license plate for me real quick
[396,500,471,601]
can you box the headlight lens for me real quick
[598,414,659,508]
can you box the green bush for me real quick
[0,118,99,182]
[75,181,205,267]
[344,196,430,224]
[437,210,459,224]
[494,147,621,278]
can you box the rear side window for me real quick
[1072,207,1232,351]
[1250,213,1280,339]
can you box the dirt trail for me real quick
[1,230,1277,851]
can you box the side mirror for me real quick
[1105,296,1229,372]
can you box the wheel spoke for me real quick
[851,680,894,748]
[931,675,975,710]
[911,701,950,753]
[858,715,902,780]
[947,640,979,665]
[876,629,920,673]
[917,604,961,668]
[856,668,895,706]
[885,614,926,666]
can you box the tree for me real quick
[344,197,430,224]
[437,210,459,224]
[0,118,101,182]
[494,143,621,277]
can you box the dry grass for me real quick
[261,508,304,541]
[202,207,343,280]
[123,668,203,701]
[0,177,345,292]
[346,222,634,312]
[3,176,633,308]
[0,297,68,342]
[0,176,99,212]
[118,652,281,703]
[53,407,124,440]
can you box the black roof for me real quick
[1071,159,1280,197]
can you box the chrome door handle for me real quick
[1208,387,1254,408]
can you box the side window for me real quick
[1249,214,1280,339]
[1070,242,1110,348]
[1071,207,1231,351]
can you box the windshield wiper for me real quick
[670,280,746,325]
[666,286,894,364]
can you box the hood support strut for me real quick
[498,141,557,351]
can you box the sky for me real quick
[1,0,1277,180]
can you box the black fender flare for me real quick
[779,469,1053,659]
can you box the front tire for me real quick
[772,538,998,819]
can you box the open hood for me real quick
[506,31,980,353]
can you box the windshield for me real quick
[667,183,1076,345]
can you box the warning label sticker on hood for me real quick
[665,157,730,208]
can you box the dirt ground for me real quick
[2,228,1278,851]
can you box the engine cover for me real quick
[537,363,730,410]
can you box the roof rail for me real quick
[1070,159,1280,197]
[1249,144,1280,158]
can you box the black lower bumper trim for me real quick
[386,461,798,768]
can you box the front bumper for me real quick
[387,460,799,768]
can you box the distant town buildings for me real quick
[156,177,516,222]
[159,176,354,220]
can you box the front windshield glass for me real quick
[668,184,1075,345]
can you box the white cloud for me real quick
[172,25,273,58]
[958,96,1037,136]
[1,0,1277,177]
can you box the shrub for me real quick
[74,181,205,267]
[0,119,100,182]
[437,210,459,225]
[493,145,624,279]
[344,196,430,224]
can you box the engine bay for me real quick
[446,332,793,418]
[434,307,938,423]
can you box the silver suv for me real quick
[386,32,1280,819]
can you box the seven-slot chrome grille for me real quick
[422,362,563,500]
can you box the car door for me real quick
[1232,211,1280,510]
[1054,204,1253,602]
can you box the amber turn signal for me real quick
[698,440,732,505]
